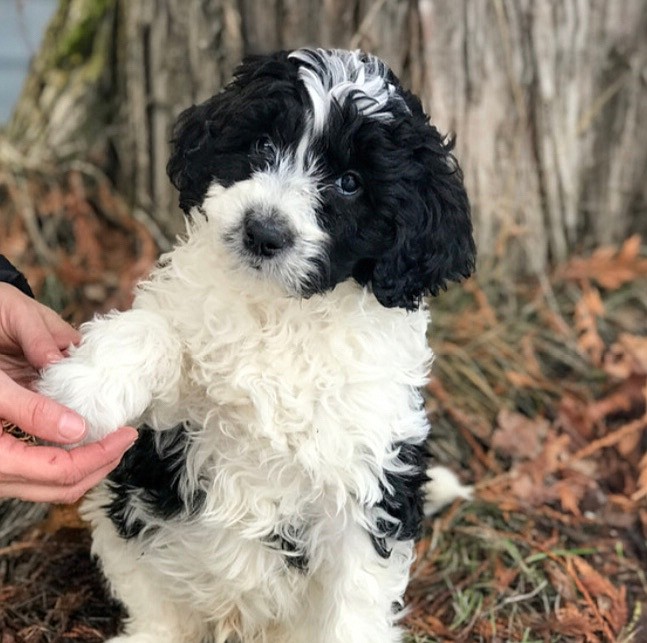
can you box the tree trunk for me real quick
[6,0,647,268]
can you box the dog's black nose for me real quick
[243,211,294,258]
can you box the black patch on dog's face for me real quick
[106,424,204,539]
[370,440,429,559]
[167,52,306,213]
[167,49,476,310]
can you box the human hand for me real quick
[0,283,137,502]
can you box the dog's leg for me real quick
[86,498,206,643]
[285,522,411,643]
[38,309,183,445]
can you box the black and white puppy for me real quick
[39,48,475,642]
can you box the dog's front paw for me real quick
[37,309,182,446]
[38,353,143,446]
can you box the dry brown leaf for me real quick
[552,480,584,516]
[604,334,647,380]
[575,285,605,366]
[558,234,647,290]
[545,560,578,601]
[617,233,643,263]
[504,370,540,389]
[509,473,539,505]
[492,409,548,460]
[617,429,642,457]
[557,394,596,442]
[571,556,628,634]
[551,604,601,642]
[464,278,498,328]
[528,431,572,481]
[587,374,646,423]
[493,556,520,592]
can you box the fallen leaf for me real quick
[550,604,601,642]
[574,284,605,366]
[558,235,647,290]
[553,480,584,516]
[588,374,646,423]
[545,560,578,601]
[493,556,520,592]
[571,556,628,633]
[557,394,596,442]
[604,334,647,379]
[492,409,548,459]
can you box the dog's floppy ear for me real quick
[371,115,476,311]
[167,104,205,214]
[167,51,297,215]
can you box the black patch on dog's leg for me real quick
[371,440,429,558]
[106,423,205,539]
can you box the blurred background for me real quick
[0,0,56,121]
[0,1,646,642]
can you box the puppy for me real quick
[39,48,475,642]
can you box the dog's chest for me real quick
[139,276,432,503]
[173,281,430,433]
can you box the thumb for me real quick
[0,372,87,444]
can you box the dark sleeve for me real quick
[0,255,34,298]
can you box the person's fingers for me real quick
[38,304,82,351]
[0,285,80,364]
[0,371,87,443]
[0,455,124,504]
[0,426,137,486]
[7,301,67,369]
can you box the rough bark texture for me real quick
[6,0,647,268]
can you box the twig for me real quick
[497,579,548,607]
[565,416,647,465]
[0,541,41,557]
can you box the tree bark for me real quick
[6,0,647,268]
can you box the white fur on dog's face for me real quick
[188,48,405,300]
[197,153,329,297]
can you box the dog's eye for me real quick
[254,136,276,157]
[335,172,362,196]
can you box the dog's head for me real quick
[167,49,475,310]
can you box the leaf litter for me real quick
[406,235,647,642]
[0,160,646,642]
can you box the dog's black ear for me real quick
[167,51,298,215]
[166,101,211,215]
[371,117,476,310]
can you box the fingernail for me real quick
[58,413,86,441]
[46,352,63,364]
